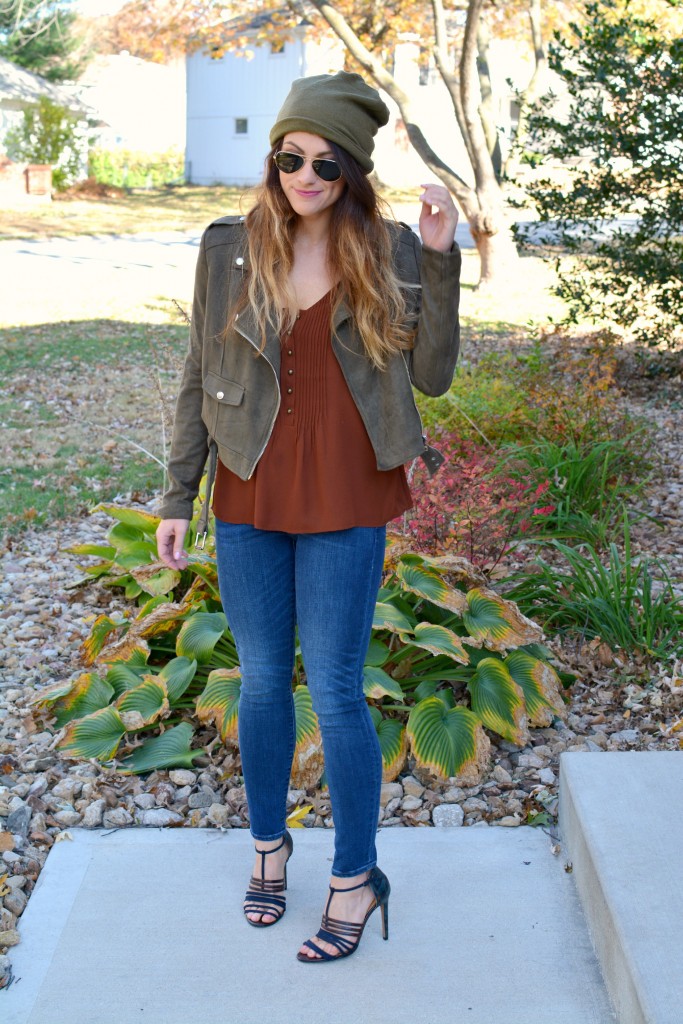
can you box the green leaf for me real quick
[434,687,456,709]
[67,543,117,559]
[117,547,156,568]
[414,678,439,702]
[463,588,542,651]
[130,563,181,597]
[504,651,566,726]
[105,661,146,698]
[396,560,467,614]
[372,600,416,634]
[158,657,197,703]
[94,504,160,534]
[291,685,324,789]
[176,611,228,663]
[467,658,529,745]
[195,668,241,742]
[365,639,390,667]
[363,666,405,703]
[36,671,114,728]
[185,557,221,598]
[137,594,173,618]
[407,697,484,782]
[406,622,470,664]
[115,676,169,729]
[375,717,408,782]
[77,560,115,579]
[118,722,203,774]
[59,705,126,761]
[124,579,143,600]
[107,521,145,547]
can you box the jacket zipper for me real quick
[234,317,281,479]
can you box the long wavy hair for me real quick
[232,140,415,369]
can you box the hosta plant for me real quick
[33,507,568,787]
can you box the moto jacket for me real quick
[159,215,461,523]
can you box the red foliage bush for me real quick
[394,432,554,572]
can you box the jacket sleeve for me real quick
[403,229,461,398]
[157,233,210,521]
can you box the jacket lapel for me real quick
[234,303,282,374]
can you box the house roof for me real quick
[0,56,91,115]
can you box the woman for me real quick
[156,71,461,963]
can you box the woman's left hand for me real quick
[418,183,459,253]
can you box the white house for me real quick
[78,54,186,152]
[185,21,535,190]
[0,56,92,142]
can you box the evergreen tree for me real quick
[0,0,87,81]
[519,0,683,348]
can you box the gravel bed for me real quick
[1,399,682,978]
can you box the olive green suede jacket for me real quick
[158,215,461,523]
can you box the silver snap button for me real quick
[216,391,224,400]
[235,257,244,266]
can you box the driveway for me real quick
[0,220,481,327]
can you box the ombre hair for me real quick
[233,140,415,369]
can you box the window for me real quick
[235,118,248,135]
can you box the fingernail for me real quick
[174,552,180,559]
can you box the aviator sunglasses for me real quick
[273,150,343,182]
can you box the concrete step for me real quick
[1,824,614,1024]
[559,751,683,1024]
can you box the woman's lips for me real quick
[294,189,322,197]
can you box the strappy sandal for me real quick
[296,865,390,962]
[243,830,294,928]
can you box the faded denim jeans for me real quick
[214,520,385,877]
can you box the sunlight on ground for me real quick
[0,186,567,331]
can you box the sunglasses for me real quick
[273,151,343,182]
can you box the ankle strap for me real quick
[255,834,286,855]
[329,874,371,894]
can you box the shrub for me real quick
[4,96,91,191]
[418,338,640,453]
[395,435,553,571]
[501,433,652,548]
[517,0,683,347]
[89,148,185,189]
[31,505,569,785]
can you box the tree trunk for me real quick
[503,0,547,178]
[476,16,502,179]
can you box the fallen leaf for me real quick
[0,832,14,852]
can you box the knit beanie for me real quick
[269,71,390,173]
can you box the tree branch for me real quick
[302,0,475,203]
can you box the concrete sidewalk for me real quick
[1,825,614,1024]
[560,752,683,1024]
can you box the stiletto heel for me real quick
[243,830,293,927]
[380,899,389,940]
[297,865,391,962]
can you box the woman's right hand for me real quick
[156,519,191,570]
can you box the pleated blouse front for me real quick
[212,291,413,533]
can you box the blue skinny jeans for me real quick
[214,519,385,878]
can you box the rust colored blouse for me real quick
[212,291,413,533]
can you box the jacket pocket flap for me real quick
[203,372,245,406]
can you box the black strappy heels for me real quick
[297,865,390,962]
[243,830,294,927]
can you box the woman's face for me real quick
[276,132,345,219]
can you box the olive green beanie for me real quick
[269,71,390,173]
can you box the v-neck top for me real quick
[212,291,412,533]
